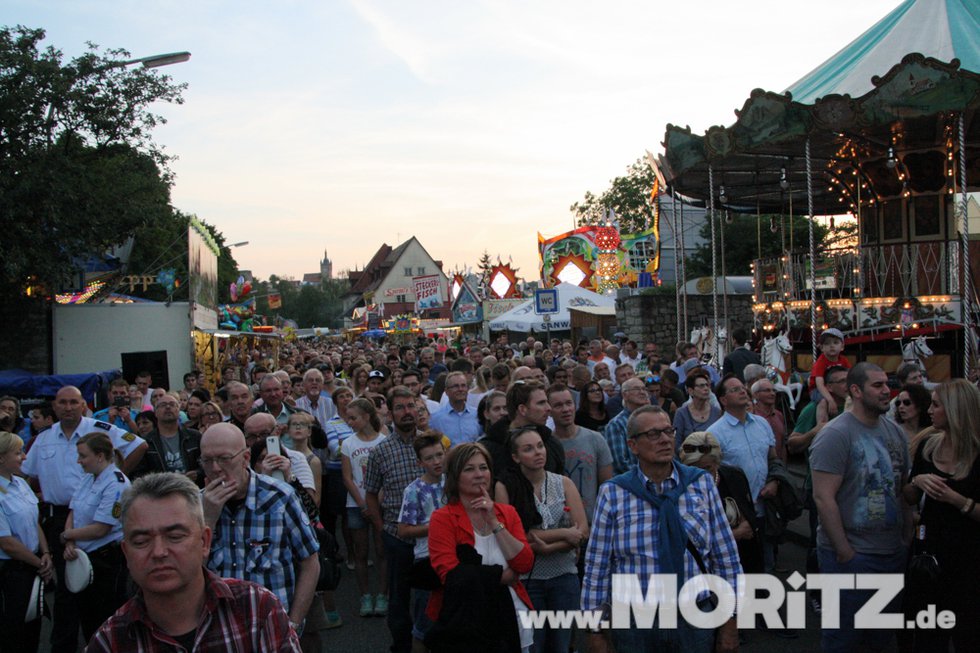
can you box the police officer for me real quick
[62,433,131,642]
[0,431,55,652]
[21,385,146,653]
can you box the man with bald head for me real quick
[602,377,650,474]
[200,423,320,635]
[23,385,148,652]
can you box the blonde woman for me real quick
[903,379,980,652]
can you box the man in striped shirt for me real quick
[86,472,300,652]
[582,406,741,653]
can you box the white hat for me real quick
[25,575,44,622]
[65,549,93,593]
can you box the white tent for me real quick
[488,283,616,332]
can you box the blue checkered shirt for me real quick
[363,431,421,540]
[207,471,320,613]
[581,465,742,612]
[603,409,636,475]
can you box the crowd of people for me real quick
[0,327,977,653]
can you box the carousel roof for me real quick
[661,2,980,216]
[787,0,980,104]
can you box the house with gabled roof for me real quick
[342,236,450,324]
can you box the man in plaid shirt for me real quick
[199,424,320,633]
[86,472,300,652]
[582,406,741,653]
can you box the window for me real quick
[396,294,407,303]
[404,267,413,276]
[628,240,656,271]
[416,266,426,275]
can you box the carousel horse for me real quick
[716,327,729,363]
[690,325,722,376]
[902,336,937,390]
[761,331,804,410]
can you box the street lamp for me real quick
[122,51,191,69]
[228,241,249,248]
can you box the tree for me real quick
[684,213,831,277]
[0,26,185,300]
[570,157,657,234]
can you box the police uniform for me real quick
[21,417,143,653]
[0,474,45,651]
[66,463,131,642]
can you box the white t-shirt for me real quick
[340,433,386,507]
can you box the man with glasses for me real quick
[132,394,202,482]
[200,423,320,637]
[428,371,480,446]
[603,377,650,474]
[707,374,780,570]
[243,413,316,493]
[582,405,741,653]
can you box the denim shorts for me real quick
[346,506,369,529]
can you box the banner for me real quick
[188,216,219,330]
[451,280,483,324]
[413,275,443,312]
[268,293,282,310]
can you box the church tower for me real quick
[320,250,333,280]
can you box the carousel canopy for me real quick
[661,0,980,215]
[788,0,980,104]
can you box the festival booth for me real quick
[192,330,281,392]
[660,0,980,380]
[488,283,616,335]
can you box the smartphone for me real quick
[265,436,285,482]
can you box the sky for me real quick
[8,0,901,282]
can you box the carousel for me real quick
[659,0,980,383]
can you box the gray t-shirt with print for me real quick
[809,411,910,554]
[558,426,612,524]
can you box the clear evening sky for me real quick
[8,0,898,282]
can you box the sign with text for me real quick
[413,275,443,312]
[534,288,559,315]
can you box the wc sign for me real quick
[535,289,559,315]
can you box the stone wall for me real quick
[616,291,755,351]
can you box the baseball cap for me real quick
[820,328,844,342]
[369,370,386,380]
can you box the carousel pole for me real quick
[671,190,682,345]
[709,165,719,351]
[679,191,689,338]
[721,209,729,362]
[959,114,974,378]
[807,138,817,362]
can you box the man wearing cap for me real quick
[367,370,386,395]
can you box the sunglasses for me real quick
[682,444,714,454]
[897,399,913,406]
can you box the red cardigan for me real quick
[426,501,534,620]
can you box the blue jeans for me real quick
[817,547,907,653]
[411,588,433,641]
[382,532,415,653]
[610,608,715,653]
[524,573,580,653]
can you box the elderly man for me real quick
[428,371,480,446]
[23,385,147,653]
[582,406,740,652]
[253,376,306,446]
[200,423,320,635]
[86,473,300,652]
[603,377,651,474]
[810,363,911,653]
[751,378,787,462]
[243,414,316,496]
[295,368,335,430]
[225,382,254,432]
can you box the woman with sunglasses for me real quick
[679,431,762,572]
[575,381,610,433]
[895,384,933,453]
[903,379,980,652]
[672,369,722,451]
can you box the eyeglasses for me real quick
[682,443,715,454]
[202,411,221,419]
[200,448,247,468]
[724,385,747,394]
[631,426,676,441]
[645,375,661,384]
[898,399,913,406]
[692,383,711,389]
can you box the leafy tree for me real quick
[570,157,657,234]
[684,213,830,277]
[0,26,185,300]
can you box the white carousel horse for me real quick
[761,331,804,410]
[902,336,937,390]
[716,327,729,363]
[690,325,722,376]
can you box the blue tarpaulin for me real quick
[0,369,119,403]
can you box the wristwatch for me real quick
[492,523,505,534]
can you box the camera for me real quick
[112,396,129,408]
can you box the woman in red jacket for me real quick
[426,442,535,652]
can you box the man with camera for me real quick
[92,378,139,432]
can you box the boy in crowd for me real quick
[397,433,447,653]
[808,328,851,415]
